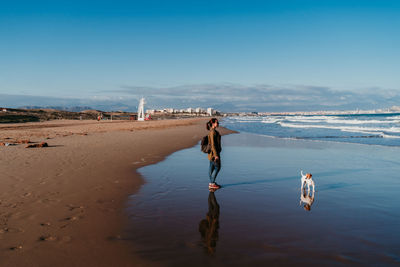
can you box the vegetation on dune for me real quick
[0,108,137,123]
[0,107,207,123]
[0,114,41,123]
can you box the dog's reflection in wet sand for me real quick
[300,188,315,211]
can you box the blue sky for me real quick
[1,0,400,111]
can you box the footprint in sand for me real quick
[9,245,23,250]
[2,227,24,234]
[67,204,84,211]
[63,216,79,221]
[22,192,32,197]
[59,214,84,228]
[39,235,57,241]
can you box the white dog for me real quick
[301,170,315,193]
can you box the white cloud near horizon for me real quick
[2,83,400,112]
[102,83,400,112]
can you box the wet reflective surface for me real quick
[126,133,400,266]
[199,191,220,256]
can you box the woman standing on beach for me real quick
[207,118,222,190]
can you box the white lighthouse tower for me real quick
[137,98,145,121]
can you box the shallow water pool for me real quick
[126,133,400,266]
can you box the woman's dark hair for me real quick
[206,118,219,130]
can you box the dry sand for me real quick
[0,118,235,267]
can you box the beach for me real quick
[0,118,234,266]
[3,117,400,266]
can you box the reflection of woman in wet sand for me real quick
[199,191,220,255]
[300,188,315,211]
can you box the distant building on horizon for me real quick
[146,106,218,116]
[195,107,205,113]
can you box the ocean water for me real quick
[126,132,400,266]
[222,114,400,146]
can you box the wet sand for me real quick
[0,118,235,266]
[127,132,400,266]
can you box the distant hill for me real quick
[0,108,97,123]
[19,106,94,112]
[0,94,139,112]
[80,109,103,113]
[0,107,139,123]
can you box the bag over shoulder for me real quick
[200,135,211,153]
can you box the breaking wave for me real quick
[223,113,400,146]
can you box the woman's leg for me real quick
[209,160,221,184]
[209,160,215,183]
[212,160,221,182]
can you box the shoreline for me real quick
[0,118,235,266]
[222,129,400,149]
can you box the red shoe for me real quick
[209,183,221,189]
